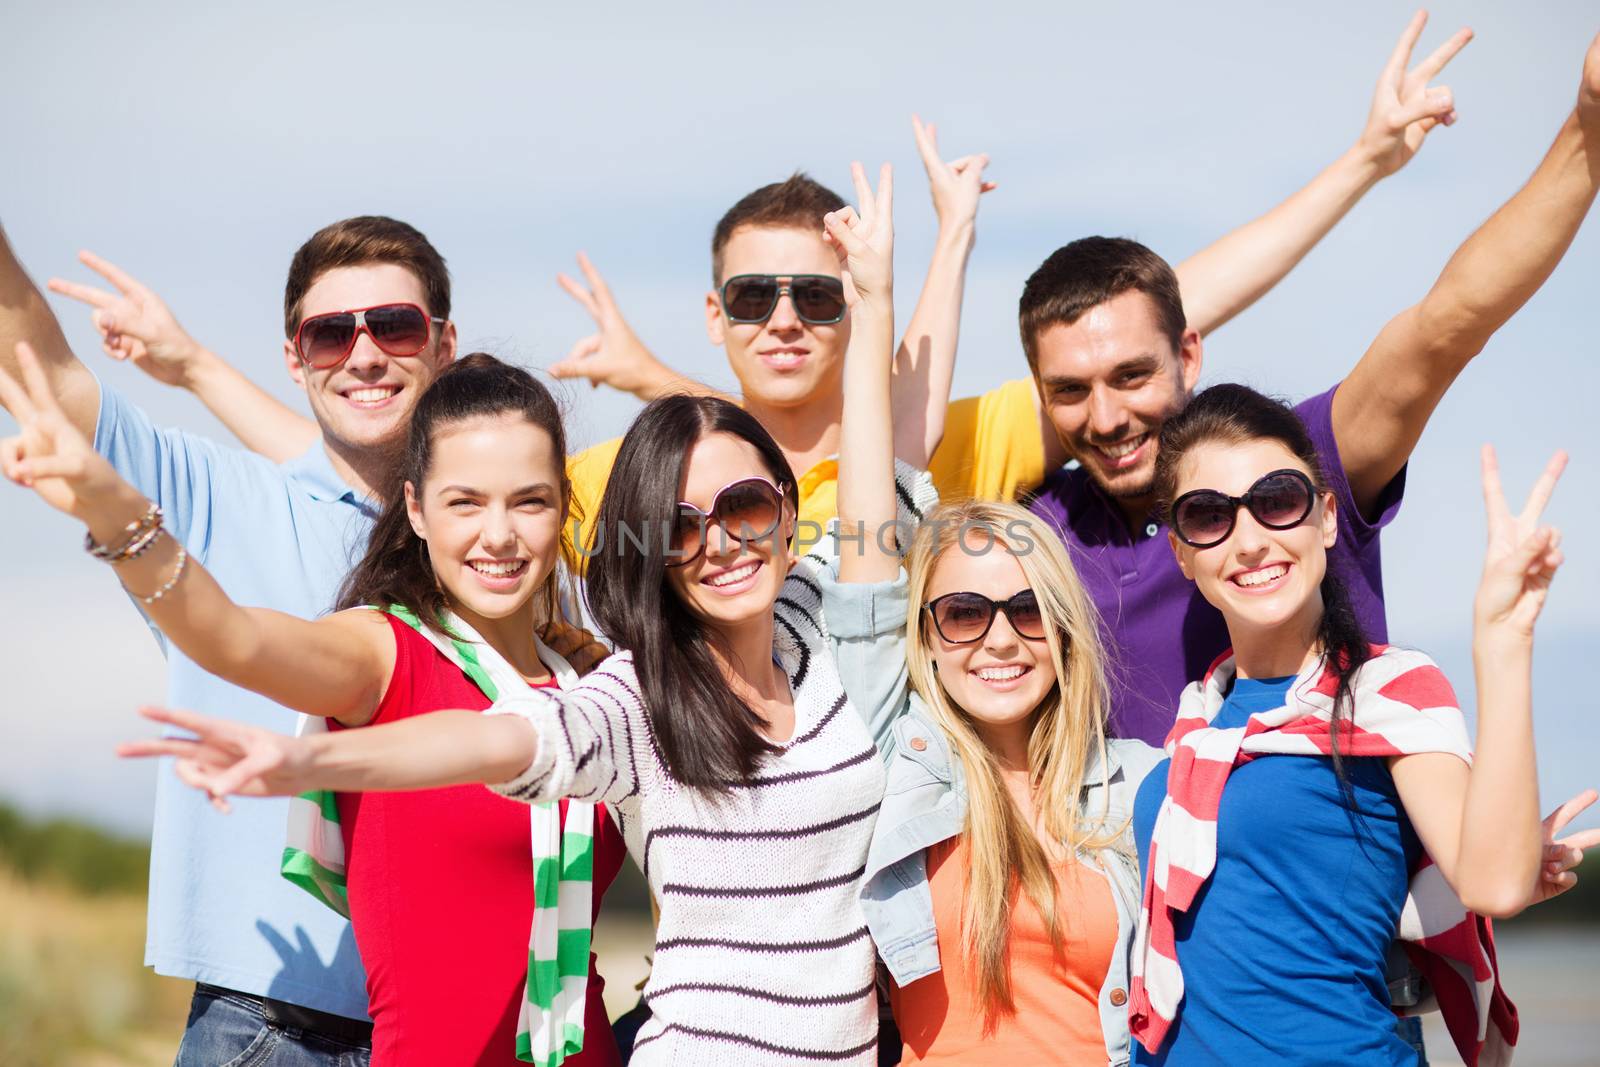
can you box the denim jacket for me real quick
[819,559,1162,1067]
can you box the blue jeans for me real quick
[1396,1015,1428,1064]
[174,986,370,1067]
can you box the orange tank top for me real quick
[890,836,1118,1065]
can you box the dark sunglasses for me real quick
[1169,468,1317,549]
[668,476,789,567]
[720,274,847,325]
[293,302,445,370]
[923,589,1049,645]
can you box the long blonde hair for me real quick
[903,500,1122,1023]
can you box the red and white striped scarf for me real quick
[1128,644,1518,1066]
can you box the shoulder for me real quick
[1353,645,1459,710]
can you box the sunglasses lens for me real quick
[364,304,431,355]
[791,278,846,323]
[670,506,706,565]
[298,314,357,368]
[716,480,782,541]
[724,278,779,322]
[1175,493,1235,546]
[1250,472,1313,528]
[932,594,995,644]
[1005,591,1046,640]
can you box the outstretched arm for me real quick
[49,251,319,462]
[1177,11,1471,336]
[0,225,97,437]
[891,117,995,467]
[1335,32,1600,514]
[0,346,388,723]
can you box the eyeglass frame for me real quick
[291,301,447,369]
[666,475,793,567]
[718,273,848,325]
[1167,468,1318,549]
[921,589,1054,645]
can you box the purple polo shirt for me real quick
[1027,384,1405,744]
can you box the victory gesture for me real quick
[1474,445,1566,640]
[47,251,207,387]
[911,115,995,235]
[1358,10,1473,178]
[120,705,313,812]
[822,162,893,308]
[0,342,124,519]
[550,252,677,398]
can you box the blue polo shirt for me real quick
[94,379,373,1020]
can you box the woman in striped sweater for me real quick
[114,164,915,1066]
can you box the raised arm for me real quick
[826,163,900,585]
[0,225,97,437]
[48,251,319,462]
[0,345,388,724]
[1335,32,1600,514]
[549,253,732,402]
[1391,447,1563,918]
[1177,11,1471,336]
[890,117,995,467]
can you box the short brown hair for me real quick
[283,216,451,337]
[1018,237,1185,372]
[710,173,846,284]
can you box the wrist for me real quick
[933,219,976,255]
[81,482,159,545]
[1472,625,1534,659]
[1337,139,1389,189]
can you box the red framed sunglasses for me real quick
[292,302,445,370]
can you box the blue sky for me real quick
[1,0,1596,835]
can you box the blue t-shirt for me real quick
[1131,676,1422,1066]
[95,380,373,1019]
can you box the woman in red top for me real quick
[3,350,623,1065]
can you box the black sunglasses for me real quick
[720,274,847,325]
[1169,468,1317,548]
[923,589,1050,645]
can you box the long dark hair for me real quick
[1153,383,1372,774]
[336,353,571,638]
[585,395,799,789]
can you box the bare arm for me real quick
[1177,13,1470,337]
[0,347,388,724]
[0,226,98,437]
[1391,448,1562,918]
[48,251,318,462]
[1335,34,1600,514]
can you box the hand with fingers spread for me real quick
[47,251,208,387]
[549,253,676,399]
[118,705,314,812]
[0,342,125,519]
[1357,10,1473,178]
[822,162,894,310]
[1474,446,1566,642]
[1529,789,1600,906]
[911,115,995,238]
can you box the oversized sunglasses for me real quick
[668,476,789,567]
[293,302,445,370]
[720,274,847,325]
[1169,468,1317,549]
[923,589,1050,645]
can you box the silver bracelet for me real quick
[135,545,189,606]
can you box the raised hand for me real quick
[911,115,995,234]
[1529,789,1600,906]
[0,342,123,518]
[1474,446,1566,640]
[549,253,668,395]
[1358,10,1473,178]
[47,251,206,387]
[822,162,894,309]
[117,705,311,812]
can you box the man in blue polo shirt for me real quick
[1025,30,1600,744]
[0,215,458,1064]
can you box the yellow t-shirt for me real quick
[565,377,1045,558]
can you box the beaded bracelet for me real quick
[85,502,163,562]
[134,544,189,606]
[116,522,167,563]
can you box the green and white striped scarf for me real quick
[281,605,598,1066]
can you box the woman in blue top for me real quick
[1129,383,1586,1066]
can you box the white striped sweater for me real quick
[488,566,889,1066]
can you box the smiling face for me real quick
[283,263,458,455]
[705,226,849,412]
[1033,289,1202,508]
[922,534,1059,744]
[404,413,566,630]
[665,431,794,632]
[1167,438,1338,641]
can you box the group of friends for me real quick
[3,13,1600,1067]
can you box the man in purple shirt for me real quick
[1028,33,1600,744]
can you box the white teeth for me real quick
[706,562,759,588]
[975,665,1027,682]
[470,560,526,577]
[348,387,397,403]
[1097,435,1147,459]
[1234,564,1287,588]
